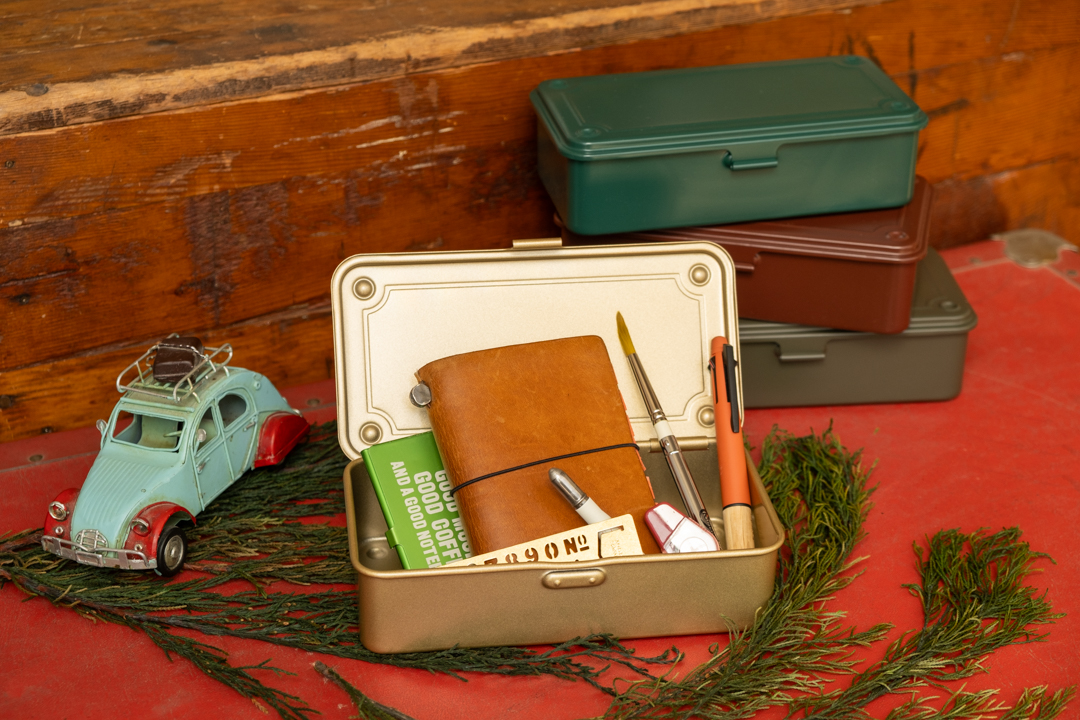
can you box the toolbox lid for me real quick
[532,55,928,162]
[738,248,977,345]
[630,177,932,265]
[331,240,741,459]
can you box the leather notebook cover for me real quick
[416,336,661,556]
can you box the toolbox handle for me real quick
[541,568,606,589]
[724,246,762,274]
[732,257,762,274]
[723,141,781,171]
[775,337,829,363]
[725,155,779,171]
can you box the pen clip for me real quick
[721,344,740,433]
[707,356,719,403]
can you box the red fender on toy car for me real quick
[43,488,80,540]
[123,502,196,560]
[254,411,310,467]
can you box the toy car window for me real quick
[112,410,185,451]
[219,393,248,428]
[196,408,219,452]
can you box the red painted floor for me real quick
[2,240,1078,719]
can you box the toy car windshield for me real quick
[110,410,186,452]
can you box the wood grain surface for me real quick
[2,0,1079,442]
[0,0,885,134]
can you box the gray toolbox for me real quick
[739,248,977,407]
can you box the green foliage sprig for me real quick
[315,661,419,720]
[600,427,1072,720]
[603,426,886,719]
[0,423,675,718]
[790,527,1067,720]
[0,424,1072,720]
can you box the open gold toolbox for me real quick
[332,239,785,653]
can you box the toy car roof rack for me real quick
[116,335,233,404]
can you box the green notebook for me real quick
[361,432,472,569]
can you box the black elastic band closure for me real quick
[448,442,640,496]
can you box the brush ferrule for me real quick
[627,353,666,424]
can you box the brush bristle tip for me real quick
[615,312,636,356]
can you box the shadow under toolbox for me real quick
[332,239,785,653]
[532,56,928,236]
[562,177,933,335]
[738,248,977,408]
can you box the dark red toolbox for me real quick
[561,177,933,334]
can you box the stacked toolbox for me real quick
[534,56,977,406]
[532,56,927,235]
[737,248,977,407]
[559,177,935,335]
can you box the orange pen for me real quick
[709,337,755,550]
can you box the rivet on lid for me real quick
[353,277,376,300]
[689,264,711,286]
[360,423,382,444]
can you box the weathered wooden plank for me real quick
[0,0,889,134]
[3,28,1079,370]
[913,45,1080,182]
[0,306,335,442]
[0,140,556,371]
[931,155,1080,249]
[5,154,1077,442]
[4,0,1077,139]
[2,73,483,222]
[4,24,1079,226]
[0,203,214,370]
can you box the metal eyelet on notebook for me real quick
[410,382,432,407]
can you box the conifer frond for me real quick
[1,424,1071,720]
[315,661,419,720]
[600,427,1072,720]
[0,423,674,717]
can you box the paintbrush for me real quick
[616,312,717,539]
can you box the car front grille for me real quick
[74,528,108,551]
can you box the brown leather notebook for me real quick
[416,336,661,556]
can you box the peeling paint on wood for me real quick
[0,0,888,135]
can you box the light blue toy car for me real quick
[42,337,310,576]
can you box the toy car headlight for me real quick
[48,501,68,521]
[130,518,150,535]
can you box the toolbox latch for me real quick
[542,568,606,589]
[512,237,564,250]
[775,337,829,363]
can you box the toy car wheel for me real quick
[155,525,187,577]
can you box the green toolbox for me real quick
[532,56,928,235]
[738,249,978,408]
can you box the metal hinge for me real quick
[511,237,563,250]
